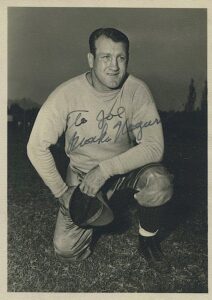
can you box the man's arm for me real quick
[27,90,69,198]
[80,84,164,196]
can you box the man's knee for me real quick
[53,230,92,261]
[134,165,174,207]
[53,235,77,258]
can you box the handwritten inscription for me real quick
[96,99,125,130]
[66,104,160,153]
[113,118,161,142]
[68,123,111,152]
[67,110,88,128]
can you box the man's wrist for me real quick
[57,186,69,200]
[57,186,71,207]
[57,186,76,210]
[98,164,111,180]
[99,156,125,177]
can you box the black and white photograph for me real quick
[2,0,209,296]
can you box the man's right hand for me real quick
[58,186,76,210]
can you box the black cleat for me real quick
[138,235,171,272]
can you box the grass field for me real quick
[7,112,208,292]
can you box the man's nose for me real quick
[110,57,119,70]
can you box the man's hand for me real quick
[58,186,75,210]
[79,165,108,197]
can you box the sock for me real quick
[138,203,168,233]
[139,224,158,237]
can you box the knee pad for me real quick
[134,165,174,207]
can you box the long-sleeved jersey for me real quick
[27,72,164,197]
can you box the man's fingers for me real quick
[79,183,86,193]
[89,187,97,197]
[79,182,96,197]
[79,167,105,196]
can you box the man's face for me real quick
[88,36,128,92]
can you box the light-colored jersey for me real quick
[27,73,164,197]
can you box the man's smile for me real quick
[106,72,120,76]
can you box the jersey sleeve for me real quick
[99,83,164,178]
[27,89,69,198]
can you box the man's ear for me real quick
[87,53,94,68]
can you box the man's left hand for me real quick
[79,165,107,197]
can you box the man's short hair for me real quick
[89,28,129,58]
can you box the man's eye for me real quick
[119,56,126,61]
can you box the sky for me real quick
[8,7,207,111]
